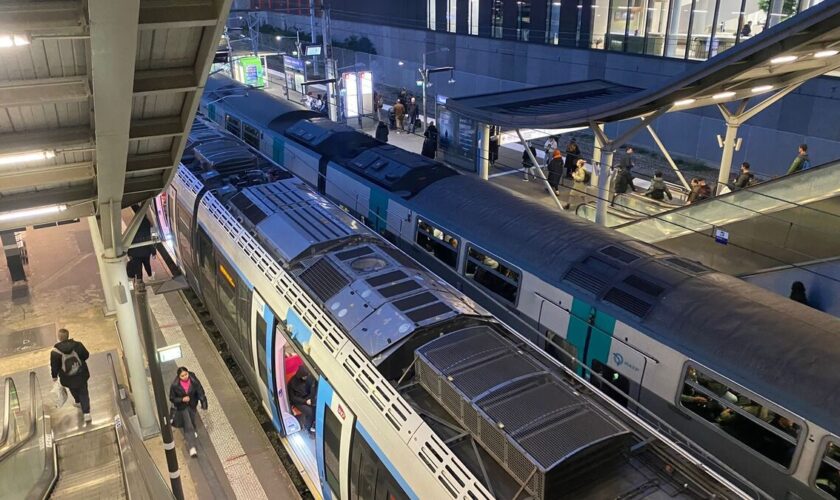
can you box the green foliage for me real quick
[757,0,798,13]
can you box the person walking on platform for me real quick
[51,328,92,422]
[169,367,208,458]
[564,139,581,179]
[289,367,317,437]
[393,100,406,133]
[375,120,389,143]
[695,178,712,201]
[643,171,673,201]
[787,144,810,175]
[543,136,557,168]
[619,147,635,171]
[407,97,420,134]
[730,162,755,190]
[565,159,589,209]
[421,121,438,159]
[611,163,636,205]
[547,150,565,195]
[522,141,538,181]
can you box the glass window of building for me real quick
[687,0,718,60]
[590,0,610,49]
[447,0,457,33]
[546,1,562,44]
[665,0,692,58]
[468,0,480,35]
[765,0,798,28]
[517,1,532,41]
[607,0,630,51]
[491,0,504,38]
[428,0,436,30]
[712,0,745,54]
[643,0,669,55]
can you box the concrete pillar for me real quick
[102,252,158,436]
[595,149,615,226]
[717,121,740,195]
[87,217,115,316]
[479,123,491,180]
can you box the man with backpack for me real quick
[51,328,91,422]
[786,144,811,175]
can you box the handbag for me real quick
[51,381,67,408]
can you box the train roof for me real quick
[204,74,320,132]
[408,175,840,434]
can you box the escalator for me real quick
[605,160,840,276]
[0,354,173,500]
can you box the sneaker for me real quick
[194,432,198,438]
[189,447,197,457]
[309,425,316,434]
[83,413,91,422]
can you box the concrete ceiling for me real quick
[0,0,232,234]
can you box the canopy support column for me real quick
[646,125,690,190]
[479,123,491,180]
[516,129,565,211]
[87,216,115,316]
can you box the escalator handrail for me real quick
[0,378,12,448]
[613,159,840,230]
[0,372,38,463]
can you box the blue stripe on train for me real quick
[262,304,281,433]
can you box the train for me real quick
[152,113,754,499]
[193,74,840,500]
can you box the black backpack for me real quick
[53,345,82,377]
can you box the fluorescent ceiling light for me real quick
[770,55,797,64]
[0,150,55,166]
[751,85,773,93]
[0,34,30,48]
[713,91,736,99]
[674,98,696,106]
[815,50,839,58]
[0,204,67,222]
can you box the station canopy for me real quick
[444,0,840,130]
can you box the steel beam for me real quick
[139,2,218,30]
[0,161,94,190]
[0,127,92,155]
[126,152,174,174]
[134,68,199,96]
[0,0,83,31]
[128,117,184,142]
[0,183,95,213]
[0,77,89,107]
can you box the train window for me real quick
[323,406,343,497]
[350,428,408,500]
[237,284,253,367]
[591,359,628,407]
[225,114,241,137]
[242,122,261,149]
[679,365,804,469]
[813,439,840,498]
[215,252,239,338]
[415,219,459,269]
[197,227,216,298]
[464,246,520,304]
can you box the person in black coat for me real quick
[546,150,565,193]
[421,122,438,159]
[521,142,537,181]
[611,166,636,205]
[289,367,317,436]
[127,205,156,280]
[169,367,208,457]
[790,281,809,306]
[51,328,92,421]
[375,121,389,143]
[563,139,581,178]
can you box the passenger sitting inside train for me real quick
[289,366,317,437]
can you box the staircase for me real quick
[50,426,126,499]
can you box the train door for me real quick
[272,335,301,435]
[250,291,273,415]
[316,379,356,500]
[536,296,576,370]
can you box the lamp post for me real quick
[420,47,452,129]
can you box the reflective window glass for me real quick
[814,440,840,498]
[491,0,504,38]
[742,0,768,38]
[644,0,669,55]
[447,0,457,32]
[468,0,480,35]
[665,0,692,58]
[415,220,459,269]
[712,0,744,55]
[428,0,436,30]
[766,0,798,29]
[464,246,520,304]
[546,1,562,44]
[607,0,631,51]
[591,0,610,49]
[679,365,803,469]
[517,1,532,41]
[686,0,718,60]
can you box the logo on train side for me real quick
[337,404,346,420]
[612,352,641,373]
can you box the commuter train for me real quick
[153,113,753,499]
[195,74,840,500]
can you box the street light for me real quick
[420,47,452,128]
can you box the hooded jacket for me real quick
[644,177,672,200]
[50,339,90,388]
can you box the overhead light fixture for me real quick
[448,78,456,84]
[674,98,696,106]
[770,55,797,64]
[713,91,736,99]
[0,33,30,48]
[292,50,298,56]
[0,204,67,222]
[815,50,839,58]
[0,150,55,166]
[275,35,281,41]
[751,85,773,93]
[398,60,405,66]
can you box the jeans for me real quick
[176,408,198,450]
[68,383,90,413]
